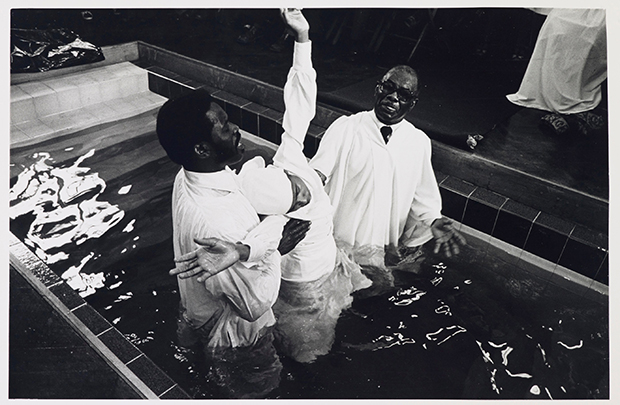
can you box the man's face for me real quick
[374,71,418,125]
[204,102,245,166]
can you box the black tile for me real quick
[439,187,467,222]
[126,355,176,397]
[304,133,319,158]
[259,109,283,145]
[461,198,498,235]
[169,81,192,100]
[225,103,242,128]
[558,238,607,279]
[72,304,113,336]
[594,254,608,285]
[570,225,608,250]
[492,200,538,249]
[49,282,85,311]
[523,222,569,264]
[241,107,259,135]
[98,328,142,364]
[159,384,191,399]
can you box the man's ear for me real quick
[194,141,213,159]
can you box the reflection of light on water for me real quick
[476,340,494,364]
[118,184,133,194]
[389,285,426,306]
[435,304,452,316]
[505,369,533,379]
[370,332,416,351]
[61,252,105,297]
[425,325,467,346]
[500,346,513,366]
[557,340,583,350]
[10,149,125,290]
[123,219,136,233]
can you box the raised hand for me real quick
[280,8,309,42]
[170,237,247,282]
[430,217,467,258]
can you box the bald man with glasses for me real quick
[310,65,465,281]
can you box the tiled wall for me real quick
[145,66,608,287]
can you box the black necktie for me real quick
[380,126,392,143]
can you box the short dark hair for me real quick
[384,65,420,98]
[156,89,215,165]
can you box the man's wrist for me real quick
[235,242,250,262]
[295,30,310,43]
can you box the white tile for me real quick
[39,111,72,133]
[99,77,124,102]
[10,126,31,145]
[33,91,61,118]
[15,119,55,139]
[78,81,103,107]
[83,102,118,124]
[10,86,31,102]
[44,77,79,93]
[56,86,83,113]
[11,98,37,124]
[18,81,55,98]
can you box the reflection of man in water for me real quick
[175,8,371,364]
[309,61,466,278]
[157,61,309,397]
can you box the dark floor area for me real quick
[8,266,142,399]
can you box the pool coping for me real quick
[8,232,191,399]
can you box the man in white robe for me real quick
[310,65,465,270]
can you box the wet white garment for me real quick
[239,41,371,363]
[310,110,442,264]
[240,41,337,283]
[506,8,607,114]
[172,167,285,349]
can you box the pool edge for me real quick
[8,232,190,400]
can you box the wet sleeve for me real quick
[239,215,287,266]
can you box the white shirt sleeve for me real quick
[239,214,287,266]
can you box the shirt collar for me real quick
[370,110,406,132]
[183,166,239,192]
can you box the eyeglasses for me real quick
[376,80,417,103]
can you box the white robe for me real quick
[172,167,285,349]
[310,110,442,265]
[506,8,607,114]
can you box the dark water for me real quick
[9,112,608,399]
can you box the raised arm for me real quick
[273,8,317,161]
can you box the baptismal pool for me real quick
[9,108,608,399]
